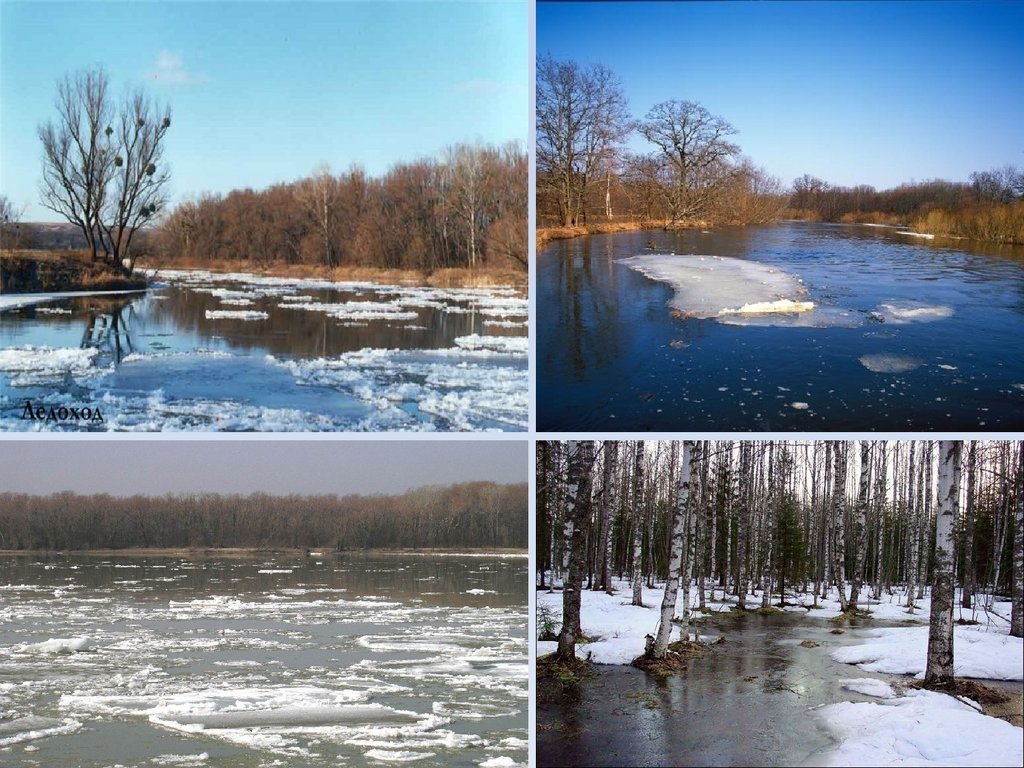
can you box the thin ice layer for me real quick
[620,254,812,319]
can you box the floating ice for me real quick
[0,716,83,747]
[0,346,100,385]
[453,335,528,354]
[859,354,923,373]
[22,637,91,654]
[364,750,436,763]
[620,254,810,319]
[870,301,954,324]
[791,402,809,410]
[895,230,936,239]
[204,310,269,320]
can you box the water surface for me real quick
[0,552,527,767]
[0,270,527,431]
[537,223,1024,430]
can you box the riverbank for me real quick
[146,257,527,289]
[0,547,528,558]
[0,249,147,294]
[537,219,694,250]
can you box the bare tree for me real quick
[536,55,631,227]
[0,194,24,248]
[651,440,694,658]
[637,100,739,223]
[296,164,340,267]
[38,68,170,274]
[1012,441,1023,638]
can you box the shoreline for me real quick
[144,259,527,290]
[0,546,528,558]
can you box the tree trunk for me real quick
[598,441,619,593]
[849,441,870,610]
[631,442,645,607]
[652,441,694,658]
[1012,441,1023,638]
[925,441,961,688]
[557,441,595,662]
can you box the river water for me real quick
[0,552,527,767]
[0,270,527,431]
[537,222,1024,430]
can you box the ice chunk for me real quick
[0,346,99,384]
[859,354,923,373]
[620,254,810,319]
[204,310,269,320]
[871,301,953,324]
[23,637,91,654]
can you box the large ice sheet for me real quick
[620,254,812,319]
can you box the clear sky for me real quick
[0,0,528,221]
[538,1,1024,190]
[0,440,527,496]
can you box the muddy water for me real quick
[537,613,987,767]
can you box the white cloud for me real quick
[149,51,206,86]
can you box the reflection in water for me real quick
[0,272,527,431]
[81,303,136,364]
[538,222,1024,430]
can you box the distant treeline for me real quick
[0,482,527,551]
[156,142,526,273]
[788,166,1024,244]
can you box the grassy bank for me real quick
[146,257,527,289]
[1,249,148,294]
[536,219,714,250]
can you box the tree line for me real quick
[156,142,526,273]
[540,440,1023,684]
[789,167,1024,244]
[536,55,787,229]
[0,482,526,551]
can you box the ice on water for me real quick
[620,253,814,321]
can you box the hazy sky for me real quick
[0,440,527,496]
[0,0,528,221]
[539,1,1024,190]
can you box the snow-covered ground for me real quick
[538,577,1022,766]
[821,680,1022,767]
[0,290,145,313]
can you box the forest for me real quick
[155,142,527,274]
[0,481,526,551]
[536,54,1024,244]
[539,440,1023,666]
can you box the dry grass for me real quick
[911,202,1024,245]
[537,219,680,250]
[1,249,147,293]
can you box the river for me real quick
[537,222,1024,430]
[0,270,527,431]
[0,551,527,767]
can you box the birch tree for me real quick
[925,441,962,688]
[651,440,694,658]
[557,440,595,662]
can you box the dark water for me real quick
[537,613,954,768]
[0,552,527,767]
[0,272,527,431]
[537,223,1024,430]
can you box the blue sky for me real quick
[539,1,1024,190]
[1,1,527,222]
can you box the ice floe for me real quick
[870,301,954,324]
[204,310,269,320]
[0,346,100,386]
[858,353,924,373]
[620,253,810,320]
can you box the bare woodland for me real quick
[156,142,526,273]
[537,55,1024,244]
[0,482,526,551]
[538,441,1024,683]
